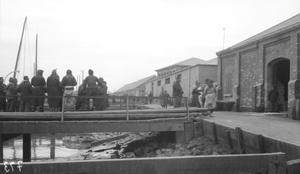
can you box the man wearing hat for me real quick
[0,77,7,111]
[268,85,279,112]
[31,69,46,112]
[47,69,61,112]
[82,69,102,110]
[61,69,77,111]
[18,76,33,112]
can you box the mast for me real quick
[13,17,27,78]
[35,33,38,75]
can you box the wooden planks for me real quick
[0,153,286,174]
[0,120,185,134]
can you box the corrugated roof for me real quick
[219,13,300,53]
[115,75,156,93]
[155,57,217,71]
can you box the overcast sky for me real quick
[0,0,299,92]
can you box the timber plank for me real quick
[1,153,286,174]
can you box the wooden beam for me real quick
[50,133,55,159]
[226,130,233,149]
[235,127,246,154]
[0,121,185,134]
[211,122,218,144]
[0,134,3,163]
[23,134,31,162]
[1,153,285,174]
[287,159,300,174]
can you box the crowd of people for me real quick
[172,76,217,117]
[0,69,109,112]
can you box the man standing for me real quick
[47,69,61,112]
[82,69,102,110]
[172,75,183,108]
[31,69,46,112]
[61,69,77,112]
[0,77,7,111]
[18,76,32,112]
[268,85,279,112]
[6,77,18,112]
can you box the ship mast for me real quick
[35,33,38,75]
[13,17,27,78]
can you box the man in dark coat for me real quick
[268,85,279,112]
[95,77,109,111]
[6,77,18,112]
[61,69,77,111]
[172,75,183,108]
[0,77,7,111]
[31,69,46,112]
[17,76,32,112]
[47,69,61,112]
[82,69,102,110]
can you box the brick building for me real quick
[145,57,217,99]
[217,13,300,117]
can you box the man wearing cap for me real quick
[82,69,102,110]
[31,69,46,112]
[61,69,77,111]
[0,77,7,111]
[18,76,33,112]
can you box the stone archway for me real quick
[267,58,290,112]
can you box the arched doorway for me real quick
[268,58,290,112]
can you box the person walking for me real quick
[203,80,217,117]
[47,69,61,112]
[0,77,7,112]
[31,69,47,112]
[173,75,183,108]
[17,76,32,112]
[61,69,77,112]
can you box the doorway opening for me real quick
[270,58,290,111]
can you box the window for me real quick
[157,80,161,86]
[165,78,170,84]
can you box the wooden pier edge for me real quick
[0,152,286,174]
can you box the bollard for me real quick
[61,95,65,121]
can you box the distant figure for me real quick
[17,76,32,112]
[159,87,167,108]
[82,69,103,110]
[31,69,46,112]
[76,80,87,111]
[61,69,77,112]
[203,80,216,117]
[173,75,183,108]
[0,77,7,112]
[268,85,279,112]
[201,78,210,106]
[6,77,18,112]
[47,69,61,112]
[191,80,201,108]
[96,77,109,111]
[148,91,153,104]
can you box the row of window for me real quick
[158,70,176,77]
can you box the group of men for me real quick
[0,69,109,112]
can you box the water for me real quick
[3,134,90,162]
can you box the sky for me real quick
[0,0,299,92]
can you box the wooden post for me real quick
[226,130,233,149]
[0,134,3,163]
[61,95,65,121]
[23,134,31,162]
[126,96,129,120]
[257,134,265,153]
[50,133,55,159]
[235,127,246,154]
[211,122,218,144]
